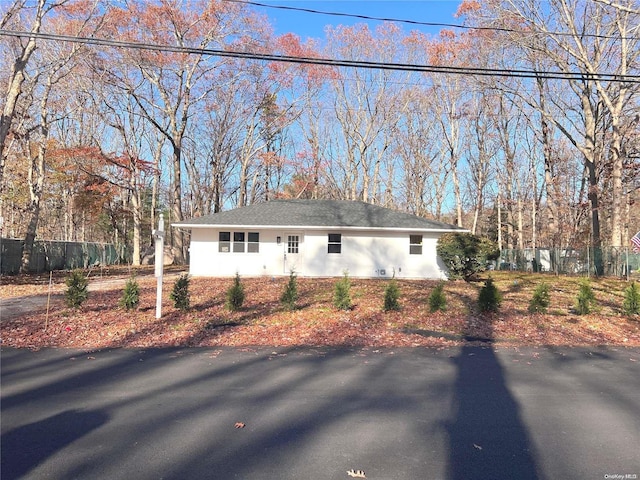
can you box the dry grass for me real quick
[1,271,639,349]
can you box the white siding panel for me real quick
[303,230,447,279]
[189,228,284,277]
[188,228,449,279]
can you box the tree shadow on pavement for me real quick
[1,409,109,480]
[447,311,542,479]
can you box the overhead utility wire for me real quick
[224,0,640,41]
[1,29,638,84]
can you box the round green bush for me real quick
[437,233,499,281]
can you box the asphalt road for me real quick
[2,346,639,480]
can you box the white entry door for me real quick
[284,233,302,274]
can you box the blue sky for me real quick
[250,1,465,41]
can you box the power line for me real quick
[1,29,638,84]
[225,0,640,41]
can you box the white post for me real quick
[154,214,165,319]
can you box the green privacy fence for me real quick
[0,238,131,274]
[497,247,640,278]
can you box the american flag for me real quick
[632,230,640,253]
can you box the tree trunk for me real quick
[497,190,503,251]
[609,123,624,247]
[171,142,185,263]
[150,136,162,246]
[451,158,463,228]
[586,158,603,275]
[530,153,539,250]
[130,167,141,266]
[20,71,51,273]
[21,144,46,273]
[0,0,46,191]
[517,195,524,250]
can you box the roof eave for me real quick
[173,223,468,233]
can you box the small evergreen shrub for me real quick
[622,281,640,316]
[383,278,401,311]
[64,270,89,308]
[120,276,140,311]
[428,282,447,312]
[528,282,551,313]
[478,277,502,313]
[575,279,596,315]
[170,274,190,311]
[333,271,352,310]
[226,272,245,311]
[280,270,299,310]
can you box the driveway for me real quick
[1,346,639,480]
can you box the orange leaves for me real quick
[59,0,97,17]
[455,0,483,18]
[48,145,102,168]
[425,30,475,66]
[270,33,331,87]
[275,33,310,59]
[257,151,283,168]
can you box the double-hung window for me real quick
[219,232,231,252]
[328,233,342,254]
[233,232,245,252]
[247,232,260,253]
[410,235,423,255]
[220,231,259,253]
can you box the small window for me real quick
[287,235,299,254]
[219,232,231,253]
[328,233,342,254]
[233,232,245,252]
[410,235,423,255]
[248,232,259,253]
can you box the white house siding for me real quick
[188,228,449,280]
[188,228,285,277]
[302,230,447,279]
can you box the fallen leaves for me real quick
[1,273,639,349]
[347,469,366,478]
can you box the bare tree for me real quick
[20,39,85,271]
[0,0,64,193]
[326,23,406,204]
[463,0,640,269]
[105,0,258,262]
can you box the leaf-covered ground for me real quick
[1,272,639,349]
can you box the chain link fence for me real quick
[496,247,640,278]
[0,238,131,274]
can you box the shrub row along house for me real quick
[174,199,466,279]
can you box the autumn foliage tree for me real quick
[1,0,638,274]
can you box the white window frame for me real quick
[247,232,260,253]
[328,233,342,254]
[233,232,245,252]
[219,232,231,253]
[410,234,423,255]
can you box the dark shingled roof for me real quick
[175,199,464,231]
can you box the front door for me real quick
[284,233,302,274]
